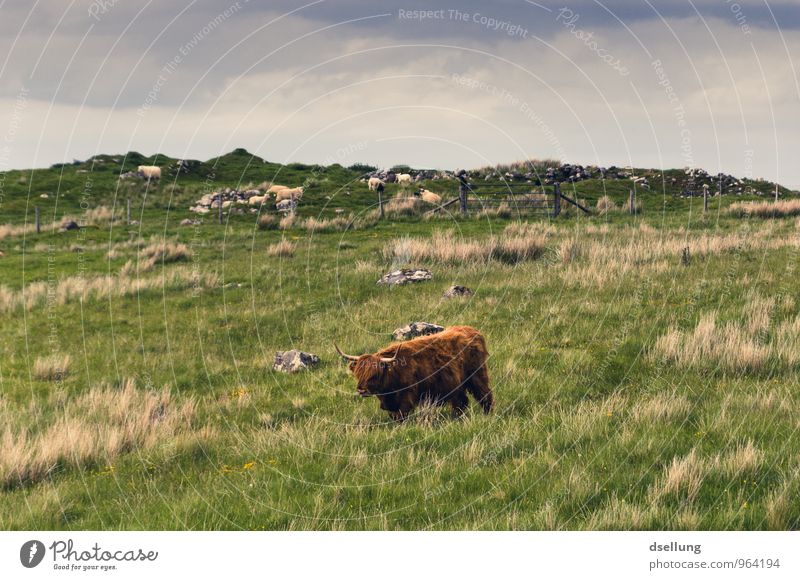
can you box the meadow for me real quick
[1,152,798,530]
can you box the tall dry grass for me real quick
[0,222,38,240]
[0,379,199,488]
[139,240,191,269]
[383,224,549,265]
[729,199,800,218]
[560,225,797,287]
[85,206,116,225]
[33,355,72,381]
[303,216,352,233]
[651,294,800,373]
[257,215,278,230]
[266,240,296,257]
[596,195,617,215]
[0,268,218,313]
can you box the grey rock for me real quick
[377,268,433,286]
[276,199,297,212]
[180,218,201,226]
[273,350,320,373]
[392,321,445,341]
[443,285,473,298]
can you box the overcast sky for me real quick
[1,0,798,187]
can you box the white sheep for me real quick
[267,184,290,194]
[275,187,304,202]
[248,195,268,206]
[368,177,384,191]
[419,189,441,204]
[138,165,161,180]
[396,173,412,184]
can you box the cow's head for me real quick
[335,344,398,397]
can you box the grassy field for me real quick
[1,153,799,530]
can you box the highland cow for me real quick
[335,326,493,422]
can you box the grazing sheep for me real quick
[419,189,441,204]
[275,187,304,202]
[267,184,290,194]
[137,165,161,180]
[368,177,384,191]
[396,173,412,184]
[248,195,268,206]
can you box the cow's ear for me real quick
[348,361,357,372]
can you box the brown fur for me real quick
[346,326,493,422]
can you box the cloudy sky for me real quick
[1,0,798,187]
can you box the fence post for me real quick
[35,207,40,234]
[629,189,635,215]
[703,184,709,213]
[126,198,131,225]
[458,172,468,216]
[775,183,779,202]
[553,182,561,217]
[218,193,223,225]
[377,183,384,219]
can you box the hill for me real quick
[0,149,793,225]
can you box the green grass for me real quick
[1,154,799,530]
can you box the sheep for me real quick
[368,177,384,191]
[275,187,304,202]
[267,184,290,194]
[138,165,161,180]
[248,195,268,207]
[396,173,412,184]
[419,189,441,204]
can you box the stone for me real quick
[443,285,473,298]
[273,350,320,373]
[392,322,445,341]
[180,218,201,226]
[276,199,297,212]
[377,268,433,286]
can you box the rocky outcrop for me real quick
[273,350,320,373]
[392,322,445,341]
[377,269,433,286]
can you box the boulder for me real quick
[377,268,433,286]
[443,285,473,298]
[273,350,320,373]
[276,199,297,212]
[180,218,201,226]
[392,322,445,341]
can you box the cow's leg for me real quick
[466,364,494,413]
[449,390,469,419]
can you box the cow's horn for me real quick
[380,348,400,364]
[334,343,359,361]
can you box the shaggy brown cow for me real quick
[335,326,493,422]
